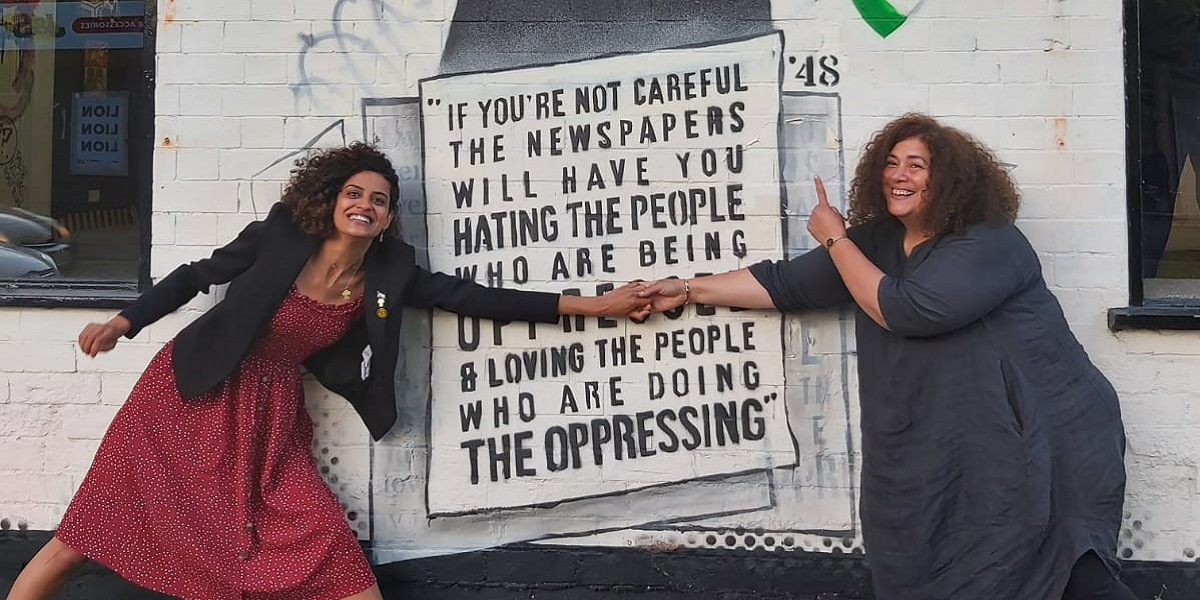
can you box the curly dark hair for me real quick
[846,113,1019,236]
[280,142,401,239]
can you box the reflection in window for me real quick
[1137,0,1200,303]
[0,1,147,284]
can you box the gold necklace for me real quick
[330,261,361,300]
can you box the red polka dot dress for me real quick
[57,287,375,600]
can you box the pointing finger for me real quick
[813,175,829,206]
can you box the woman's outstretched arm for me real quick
[639,269,775,313]
[556,281,651,317]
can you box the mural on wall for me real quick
[277,0,940,563]
[188,0,1158,569]
[356,85,856,563]
[343,2,860,559]
[421,34,792,515]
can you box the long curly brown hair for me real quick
[280,142,401,239]
[846,113,1019,236]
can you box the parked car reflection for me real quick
[0,242,58,278]
[0,206,75,269]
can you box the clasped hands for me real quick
[587,278,677,324]
[610,175,845,322]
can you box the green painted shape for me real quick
[852,0,909,38]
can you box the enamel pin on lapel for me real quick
[376,291,388,319]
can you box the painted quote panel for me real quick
[420,33,796,515]
[363,99,771,563]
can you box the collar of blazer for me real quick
[273,204,320,281]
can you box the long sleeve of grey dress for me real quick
[748,218,1127,600]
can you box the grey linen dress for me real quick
[749,218,1126,600]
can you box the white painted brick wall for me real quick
[158,116,242,148]
[165,0,252,22]
[176,21,224,54]
[1,0,1195,565]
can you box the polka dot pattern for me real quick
[57,287,375,600]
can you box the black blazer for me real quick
[119,203,561,440]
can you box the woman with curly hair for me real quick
[6,142,648,600]
[638,114,1132,599]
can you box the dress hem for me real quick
[57,511,377,600]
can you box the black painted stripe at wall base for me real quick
[2,531,1197,599]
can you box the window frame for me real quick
[0,0,155,309]
[1110,0,1200,330]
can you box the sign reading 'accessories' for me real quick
[71,15,143,34]
[0,1,143,50]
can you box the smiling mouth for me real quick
[348,214,373,224]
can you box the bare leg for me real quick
[4,536,88,600]
[338,583,384,600]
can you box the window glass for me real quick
[0,1,147,286]
[1137,0,1200,304]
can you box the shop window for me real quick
[0,0,152,307]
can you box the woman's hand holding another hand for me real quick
[637,278,689,315]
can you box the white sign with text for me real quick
[421,33,795,515]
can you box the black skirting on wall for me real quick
[2,531,1197,599]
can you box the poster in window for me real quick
[70,91,128,177]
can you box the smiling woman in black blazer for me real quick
[7,143,647,600]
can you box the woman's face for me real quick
[332,170,393,240]
[881,136,932,228]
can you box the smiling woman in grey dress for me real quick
[638,113,1134,600]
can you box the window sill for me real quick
[0,281,139,308]
[1108,306,1200,331]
